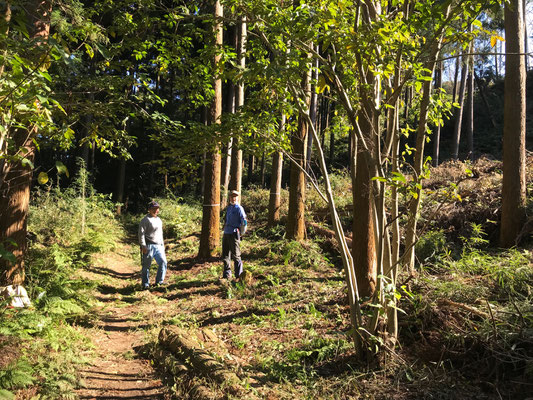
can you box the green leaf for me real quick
[85,43,94,59]
[21,158,34,169]
[55,161,69,178]
[39,70,52,82]
[37,172,49,185]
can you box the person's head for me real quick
[148,201,160,216]
[229,190,239,205]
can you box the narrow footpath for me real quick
[75,244,171,400]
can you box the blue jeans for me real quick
[141,244,167,287]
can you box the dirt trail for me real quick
[75,244,170,400]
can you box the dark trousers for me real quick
[222,232,243,278]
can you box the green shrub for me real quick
[154,195,202,239]
[415,229,448,268]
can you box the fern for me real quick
[0,389,15,399]
[0,359,35,389]
[43,297,85,316]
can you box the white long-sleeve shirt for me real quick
[138,214,164,246]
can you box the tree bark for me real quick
[229,16,246,195]
[452,55,460,104]
[198,0,223,259]
[351,100,377,298]
[452,53,468,160]
[221,82,235,209]
[306,44,319,175]
[432,61,442,167]
[286,62,311,241]
[267,115,285,227]
[466,44,474,161]
[500,0,526,247]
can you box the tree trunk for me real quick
[306,44,319,175]
[267,115,285,227]
[500,0,526,247]
[466,59,474,161]
[432,61,442,167]
[228,16,246,195]
[221,82,235,209]
[495,39,500,80]
[115,158,126,215]
[351,100,377,298]
[452,55,460,104]
[474,72,497,128]
[0,0,51,286]
[402,26,448,276]
[523,0,528,71]
[286,62,311,241]
[198,0,223,259]
[452,53,468,160]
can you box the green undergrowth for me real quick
[156,168,532,399]
[2,164,531,399]
[0,165,122,399]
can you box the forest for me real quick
[1,0,532,398]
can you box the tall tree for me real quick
[452,51,468,160]
[0,0,51,285]
[198,0,223,259]
[432,61,443,167]
[229,16,246,195]
[500,0,527,247]
[286,56,311,241]
[268,115,285,227]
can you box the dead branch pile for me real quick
[155,326,253,400]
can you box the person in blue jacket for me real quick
[222,190,247,280]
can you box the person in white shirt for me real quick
[138,201,167,289]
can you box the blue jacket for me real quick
[223,204,247,235]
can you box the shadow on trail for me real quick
[164,284,220,300]
[98,284,139,296]
[199,307,274,327]
[98,322,153,332]
[169,255,218,271]
[86,265,137,280]
[79,370,155,381]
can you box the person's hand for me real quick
[141,246,148,254]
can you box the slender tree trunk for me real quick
[228,16,246,195]
[268,115,285,227]
[0,0,51,286]
[198,0,223,259]
[524,0,528,71]
[466,56,474,161]
[260,153,266,187]
[495,39,500,79]
[500,0,527,247]
[452,55,460,104]
[474,72,497,128]
[221,82,235,209]
[402,25,448,276]
[115,158,126,215]
[432,61,442,167]
[306,44,319,175]
[452,53,468,160]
